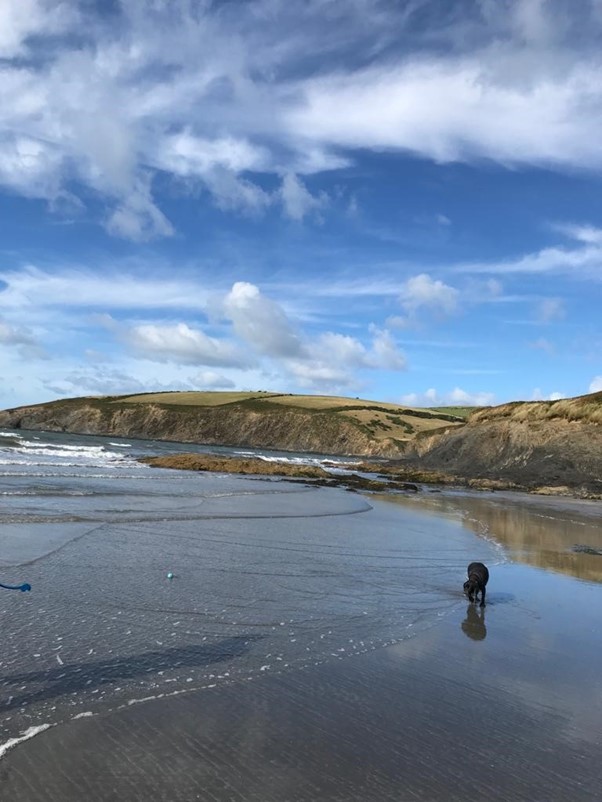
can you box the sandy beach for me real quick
[2,558,601,801]
[1,431,601,801]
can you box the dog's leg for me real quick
[480,585,486,607]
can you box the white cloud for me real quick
[221,282,406,390]
[2,2,602,237]
[400,387,495,407]
[456,226,602,279]
[286,57,602,169]
[191,370,236,390]
[222,281,305,359]
[0,0,74,58]
[553,222,602,244]
[400,274,459,314]
[42,369,183,398]
[316,332,368,367]
[123,322,249,368]
[589,376,602,393]
[158,132,267,177]
[0,318,37,347]
[279,173,327,221]
[531,387,565,400]
[0,266,210,311]
[389,273,459,327]
[105,186,175,241]
[367,327,407,370]
[203,168,272,216]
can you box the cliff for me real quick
[406,392,602,495]
[1,390,600,494]
[0,392,462,458]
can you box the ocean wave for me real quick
[0,724,53,761]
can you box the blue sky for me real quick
[0,0,601,409]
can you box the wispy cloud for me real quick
[455,226,602,279]
[3,1,602,239]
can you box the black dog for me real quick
[463,562,489,607]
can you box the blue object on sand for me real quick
[167,572,174,580]
[0,581,32,592]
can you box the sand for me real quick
[2,556,601,802]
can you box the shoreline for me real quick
[2,560,601,801]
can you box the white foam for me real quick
[0,724,53,760]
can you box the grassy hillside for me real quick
[469,392,602,425]
[0,391,466,457]
[115,390,465,443]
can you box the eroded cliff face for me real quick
[408,418,602,494]
[0,401,406,458]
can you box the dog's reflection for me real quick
[461,603,487,640]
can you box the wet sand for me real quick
[2,557,601,801]
[1,458,601,802]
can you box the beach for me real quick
[2,559,601,801]
[1,430,601,800]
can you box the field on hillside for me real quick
[116,391,465,443]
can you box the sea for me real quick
[0,427,504,757]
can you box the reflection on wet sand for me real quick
[461,604,487,640]
[381,492,602,583]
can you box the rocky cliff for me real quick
[0,396,409,458]
[406,392,602,494]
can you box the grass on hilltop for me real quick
[470,392,602,425]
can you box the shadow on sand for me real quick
[0,636,260,712]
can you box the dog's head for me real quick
[463,578,478,596]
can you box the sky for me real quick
[0,0,601,410]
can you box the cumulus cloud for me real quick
[388,273,459,328]
[222,281,305,359]
[191,370,236,390]
[222,282,406,389]
[531,387,564,401]
[122,322,249,368]
[589,376,602,393]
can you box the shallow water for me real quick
[382,489,602,582]
[0,429,501,749]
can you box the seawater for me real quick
[0,428,500,751]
